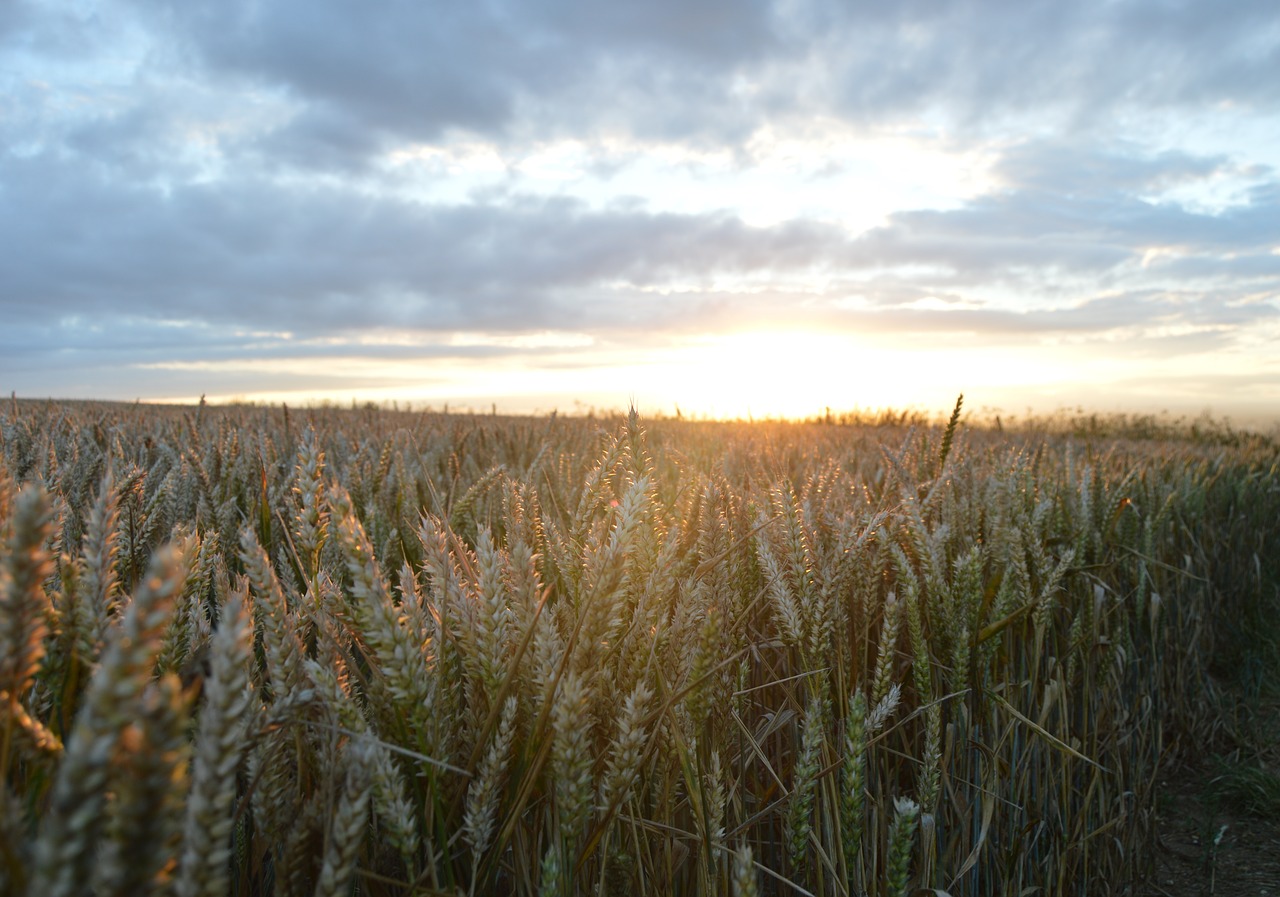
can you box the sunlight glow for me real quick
[137,323,1279,426]
[634,330,1072,419]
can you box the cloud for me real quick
[838,291,1276,338]
[135,0,781,164]
[816,0,1280,129]
[40,0,1259,173]
[837,140,1280,288]
[3,136,1277,359]
[994,142,1236,198]
[0,1,105,58]
[0,150,848,338]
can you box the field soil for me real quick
[1141,763,1280,896]
[1140,689,1280,897]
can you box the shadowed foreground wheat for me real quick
[1,397,1276,896]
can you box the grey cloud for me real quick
[0,2,32,44]
[841,141,1280,285]
[733,290,1277,351]
[4,124,1279,395]
[64,102,203,182]
[900,292,1275,336]
[1155,253,1280,281]
[993,142,1238,198]
[4,360,419,404]
[7,138,1279,321]
[0,313,605,403]
[818,0,1280,132]
[0,319,547,368]
[47,0,1259,172]
[565,280,1278,352]
[247,105,389,173]
[0,152,847,340]
[139,0,779,161]
[0,1,105,57]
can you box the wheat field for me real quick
[1,396,1276,896]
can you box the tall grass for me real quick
[1,397,1276,895]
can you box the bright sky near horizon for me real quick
[3,0,1280,423]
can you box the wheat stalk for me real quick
[175,582,254,897]
[31,540,191,897]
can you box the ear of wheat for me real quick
[0,398,1274,896]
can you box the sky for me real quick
[3,0,1280,423]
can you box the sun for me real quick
[637,330,888,419]
[634,328,1074,421]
